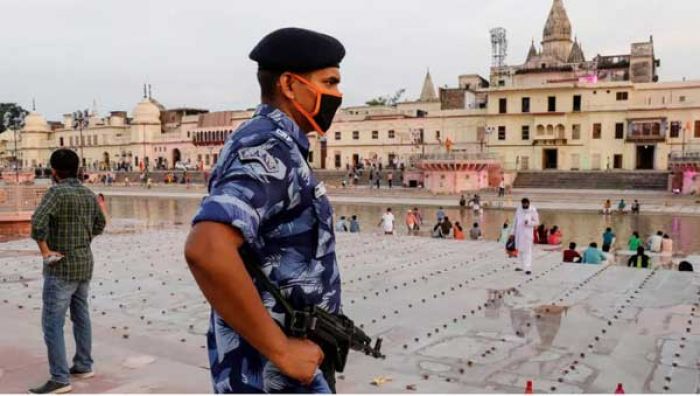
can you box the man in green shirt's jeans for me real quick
[29,149,106,394]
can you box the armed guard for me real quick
[185,27,374,394]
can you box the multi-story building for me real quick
[484,0,700,174]
[4,0,700,193]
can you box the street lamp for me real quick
[2,108,28,183]
[72,109,89,170]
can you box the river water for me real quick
[104,196,700,256]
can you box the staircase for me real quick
[513,171,669,190]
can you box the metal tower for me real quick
[490,27,508,68]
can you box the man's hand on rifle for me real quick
[273,338,324,385]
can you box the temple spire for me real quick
[543,0,572,42]
[526,40,538,62]
[541,0,574,61]
[419,69,438,102]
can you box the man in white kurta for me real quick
[512,198,539,274]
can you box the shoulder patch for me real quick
[238,142,280,173]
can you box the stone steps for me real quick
[514,171,669,190]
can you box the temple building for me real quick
[3,0,700,193]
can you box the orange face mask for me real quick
[290,74,343,135]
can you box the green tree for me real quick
[365,89,406,107]
[0,103,29,133]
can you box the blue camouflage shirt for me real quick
[192,104,341,393]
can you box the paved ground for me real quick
[90,185,700,216]
[0,221,698,393]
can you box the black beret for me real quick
[249,27,345,73]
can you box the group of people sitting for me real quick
[459,194,483,214]
[431,217,484,241]
[334,215,361,233]
[602,199,641,215]
[534,224,563,245]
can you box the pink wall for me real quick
[423,170,489,194]
[682,171,700,194]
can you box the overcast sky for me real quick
[3,0,700,120]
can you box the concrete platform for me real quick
[0,225,698,393]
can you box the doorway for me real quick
[542,149,558,170]
[172,148,182,168]
[636,145,655,170]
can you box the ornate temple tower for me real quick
[541,0,573,63]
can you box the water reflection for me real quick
[103,197,700,255]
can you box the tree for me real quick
[365,89,406,107]
[0,103,29,133]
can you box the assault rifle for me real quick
[239,247,384,372]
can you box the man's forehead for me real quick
[308,67,341,80]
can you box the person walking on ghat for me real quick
[184,28,346,393]
[29,149,106,394]
[511,198,539,275]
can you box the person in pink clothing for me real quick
[547,225,562,245]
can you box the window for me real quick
[570,154,580,170]
[548,96,557,112]
[695,121,700,138]
[572,124,581,140]
[86,136,91,146]
[573,95,582,112]
[521,125,530,141]
[499,98,507,114]
[388,130,395,139]
[205,154,210,166]
[187,131,190,138]
[59,137,64,147]
[613,154,623,169]
[352,131,359,140]
[521,97,530,113]
[498,126,506,141]
[69,136,74,146]
[308,151,314,163]
[593,123,602,139]
[334,154,341,168]
[616,92,629,101]
[615,123,624,139]
[334,131,341,140]
[670,121,681,138]
[435,130,441,139]
[372,130,378,140]
[679,96,686,103]
[520,156,529,171]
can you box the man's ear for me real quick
[278,73,296,101]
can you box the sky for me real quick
[3,0,700,120]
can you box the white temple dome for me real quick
[132,99,162,125]
[22,112,50,132]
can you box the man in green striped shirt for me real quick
[29,149,106,394]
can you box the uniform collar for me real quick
[254,104,310,157]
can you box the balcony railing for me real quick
[625,132,665,142]
[669,151,700,162]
